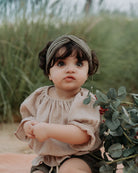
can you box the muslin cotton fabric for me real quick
[15,86,101,167]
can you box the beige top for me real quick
[15,86,101,167]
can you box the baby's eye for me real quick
[76,61,83,67]
[57,61,65,67]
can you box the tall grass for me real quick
[0,15,138,122]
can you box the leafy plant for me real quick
[84,86,138,172]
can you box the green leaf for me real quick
[112,111,119,120]
[96,90,108,103]
[104,109,113,119]
[108,143,122,158]
[123,160,138,173]
[130,137,138,144]
[107,88,117,100]
[121,109,130,123]
[109,127,123,136]
[112,99,121,109]
[99,164,114,173]
[122,106,130,121]
[118,86,127,100]
[133,146,138,153]
[133,95,138,105]
[129,109,138,123]
[123,148,135,157]
[83,91,91,105]
[105,118,120,131]
[93,99,100,107]
[83,95,91,105]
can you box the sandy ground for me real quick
[0,123,37,173]
[0,123,33,154]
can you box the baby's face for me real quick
[49,47,88,93]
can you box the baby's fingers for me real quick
[26,133,35,138]
[30,121,39,127]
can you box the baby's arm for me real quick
[32,122,90,144]
[23,121,38,138]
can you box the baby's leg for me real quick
[59,158,92,173]
[33,171,43,173]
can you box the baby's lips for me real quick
[64,76,76,81]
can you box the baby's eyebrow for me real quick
[57,58,65,61]
[77,59,84,62]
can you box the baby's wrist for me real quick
[23,120,31,130]
[23,120,30,126]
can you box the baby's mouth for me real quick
[64,76,75,81]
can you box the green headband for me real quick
[46,35,92,73]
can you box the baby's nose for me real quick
[65,65,76,73]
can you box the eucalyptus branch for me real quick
[122,128,135,145]
[106,154,138,165]
[120,101,133,105]
[87,86,138,172]
[89,153,103,161]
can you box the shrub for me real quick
[84,86,138,172]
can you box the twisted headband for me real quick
[46,35,92,73]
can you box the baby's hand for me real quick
[33,122,49,142]
[23,120,38,138]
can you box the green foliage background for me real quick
[0,2,138,122]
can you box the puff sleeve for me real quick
[68,90,101,152]
[15,87,45,141]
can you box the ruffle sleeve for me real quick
[15,87,46,141]
[68,89,101,152]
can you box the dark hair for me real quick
[38,40,99,76]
